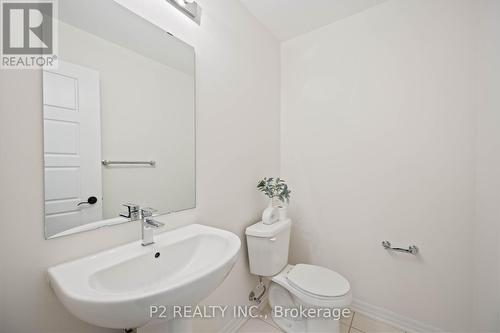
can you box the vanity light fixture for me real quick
[166,0,202,25]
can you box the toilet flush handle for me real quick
[269,237,276,242]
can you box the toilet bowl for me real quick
[268,264,352,333]
[245,219,352,333]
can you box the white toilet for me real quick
[245,219,352,333]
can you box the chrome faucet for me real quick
[140,208,164,246]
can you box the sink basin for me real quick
[48,224,241,329]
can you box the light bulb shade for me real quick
[166,0,202,24]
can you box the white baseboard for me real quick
[220,297,443,333]
[351,298,444,333]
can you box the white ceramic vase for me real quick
[262,198,289,224]
[278,205,288,221]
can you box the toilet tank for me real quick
[245,219,291,277]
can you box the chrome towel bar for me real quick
[102,160,156,167]
[382,241,419,255]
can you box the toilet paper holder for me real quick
[382,241,419,255]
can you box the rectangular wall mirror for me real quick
[43,0,196,239]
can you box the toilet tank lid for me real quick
[245,219,291,238]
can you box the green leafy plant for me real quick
[257,177,291,204]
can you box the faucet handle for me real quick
[144,218,164,228]
[141,207,157,218]
[120,203,140,218]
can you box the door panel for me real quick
[42,71,78,109]
[43,120,79,154]
[44,168,80,200]
[45,199,82,215]
[45,212,82,236]
[44,105,80,122]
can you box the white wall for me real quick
[474,0,500,331]
[281,0,497,331]
[0,0,280,331]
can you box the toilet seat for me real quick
[286,264,350,299]
[271,265,352,308]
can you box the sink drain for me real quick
[154,252,160,258]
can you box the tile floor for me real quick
[238,305,406,333]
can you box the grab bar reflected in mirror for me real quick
[101,160,156,167]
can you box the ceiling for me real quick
[239,0,390,41]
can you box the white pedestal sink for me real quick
[48,224,241,330]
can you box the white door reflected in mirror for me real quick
[43,61,103,236]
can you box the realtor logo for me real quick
[1,0,57,69]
